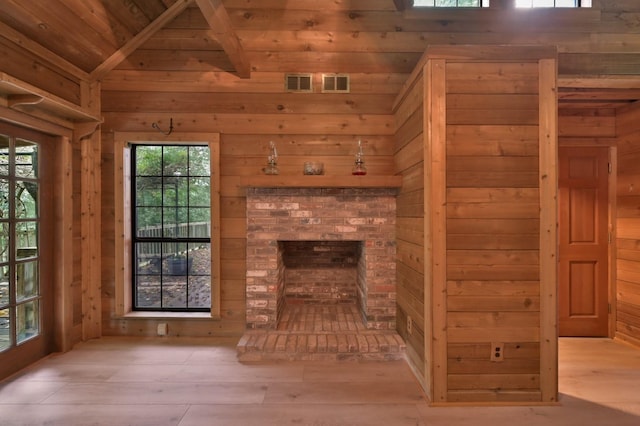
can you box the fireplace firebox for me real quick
[245,187,397,330]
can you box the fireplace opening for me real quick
[281,240,363,305]
[277,240,366,330]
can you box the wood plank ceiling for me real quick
[0,0,639,109]
[0,0,184,74]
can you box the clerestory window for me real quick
[412,0,487,6]
[515,0,591,6]
[412,0,591,6]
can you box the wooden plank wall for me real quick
[443,58,544,403]
[615,102,640,347]
[4,0,640,381]
[99,11,400,336]
[397,46,558,404]
[393,65,427,392]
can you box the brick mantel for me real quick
[245,186,398,330]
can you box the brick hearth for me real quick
[237,305,406,361]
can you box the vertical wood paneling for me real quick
[72,141,82,336]
[113,138,131,318]
[538,58,559,403]
[429,58,448,404]
[53,135,75,352]
[209,138,221,318]
[80,132,102,340]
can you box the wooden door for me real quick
[558,146,609,337]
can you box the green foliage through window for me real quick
[132,144,212,312]
[0,134,40,352]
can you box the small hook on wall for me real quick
[152,118,174,135]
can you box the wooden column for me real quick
[427,58,448,404]
[421,45,558,404]
[538,58,559,403]
[78,124,102,340]
[53,135,74,351]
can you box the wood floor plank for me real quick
[0,337,638,426]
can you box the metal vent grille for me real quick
[285,73,313,92]
[322,74,350,93]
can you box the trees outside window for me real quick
[132,145,211,311]
[0,135,40,351]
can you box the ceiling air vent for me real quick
[322,74,350,93]
[285,73,313,92]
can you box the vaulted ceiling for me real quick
[0,0,254,80]
[0,0,183,74]
[1,0,640,109]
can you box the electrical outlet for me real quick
[490,342,504,362]
[407,315,413,335]
[157,323,168,336]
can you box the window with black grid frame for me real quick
[132,144,212,312]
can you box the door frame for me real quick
[557,142,617,338]
[0,120,57,378]
[608,145,617,338]
[0,108,84,379]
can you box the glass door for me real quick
[0,133,40,351]
[0,121,53,378]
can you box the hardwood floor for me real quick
[0,337,638,425]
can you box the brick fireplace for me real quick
[245,187,397,330]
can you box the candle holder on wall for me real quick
[263,141,279,175]
[352,139,367,175]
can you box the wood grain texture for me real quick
[408,48,559,404]
[4,0,640,406]
[615,102,640,346]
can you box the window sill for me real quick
[121,311,220,320]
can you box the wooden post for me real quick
[428,58,448,404]
[53,135,74,351]
[209,138,221,318]
[79,128,102,340]
[114,138,131,317]
[538,57,559,403]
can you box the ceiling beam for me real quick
[195,0,251,78]
[559,76,640,90]
[90,0,194,82]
